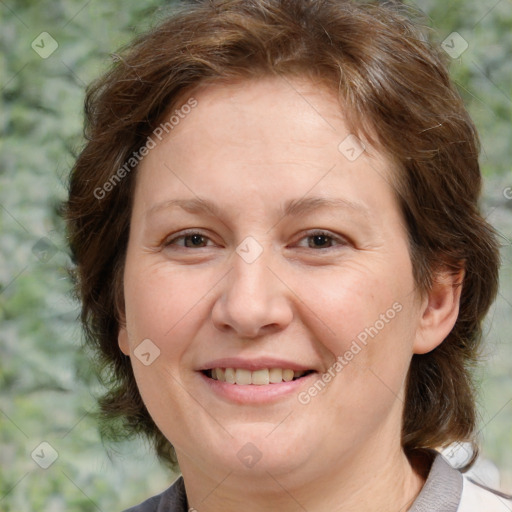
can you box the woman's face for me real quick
[119,77,431,481]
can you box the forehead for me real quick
[163,76,348,156]
[133,76,399,224]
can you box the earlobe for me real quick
[413,267,465,355]
[115,282,130,356]
[118,326,131,356]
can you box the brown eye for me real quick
[295,230,346,250]
[164,231,213,248]
[308,234,334,248]
[183,234,208,248]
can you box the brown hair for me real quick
[64,0,500,468]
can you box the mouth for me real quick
[202,367,316,385]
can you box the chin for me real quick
[211,426,314,478]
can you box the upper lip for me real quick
[197,357,317,372]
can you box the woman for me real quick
[65,0,511,510]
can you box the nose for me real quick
[211,249,294,339]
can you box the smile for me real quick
[204,368,314,385]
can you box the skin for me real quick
[118,76,463,512]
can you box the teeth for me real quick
[269,368,282,383]
[283,369,294,382]
[209,368,308,385]
[235,368,252,385]
[252,369,269,385]
[224,368,236,384]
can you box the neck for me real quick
[179,443,427,512]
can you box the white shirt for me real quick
[458,476,512,511]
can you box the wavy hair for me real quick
[64,0,501,468]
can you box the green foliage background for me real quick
[1,0,511,510]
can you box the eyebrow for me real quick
[146,196,370,220]
[146,198,223,218]
[282,196,369,218]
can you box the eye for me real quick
[295,230,346,249]
[163,231,214,248]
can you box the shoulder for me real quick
[409,450,512,512]
[121,476,188,512]
[458,476,512,512]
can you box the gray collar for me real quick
[409,452,463,512]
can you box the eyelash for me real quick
[163,230,215,249]
[163,229,347,250]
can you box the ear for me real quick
[118,325,130,356]
[117,300,130,356]
[114,268,130,356]
[413,266,465,355]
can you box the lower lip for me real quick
[199,372,318,404]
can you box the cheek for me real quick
[291,255,418,408]
[295,266,416,430]
[295,263,410,351]
[121,263,212,432]
[122,261,218,361]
